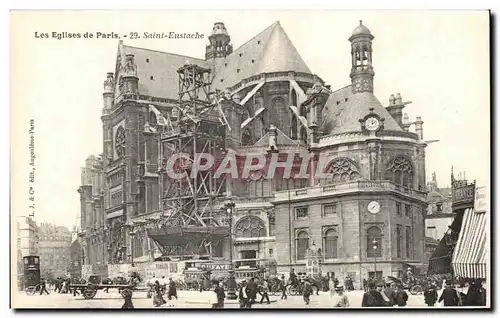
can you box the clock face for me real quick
[365,117,380,131]
[368,201,381,214]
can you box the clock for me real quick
[368,201,381,214]
[365,117,380,131]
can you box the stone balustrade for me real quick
[274,180,427,202]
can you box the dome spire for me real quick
[349,21,375,93]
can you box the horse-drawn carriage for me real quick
[386,276,425,295]
[69,274,143,299]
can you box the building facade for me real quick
[425,172,453,240]
[17,216,39,258]
[38,223,72,278]
[79,21,428,283]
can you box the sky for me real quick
[10,10,490,229]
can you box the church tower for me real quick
[205,22,233,59]
[349,20,375,94]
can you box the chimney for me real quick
[414,116,424,140]
[402,113,411,132]
[386,93,409,128]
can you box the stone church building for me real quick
[79,20,428,283]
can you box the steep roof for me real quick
[322,88,403,135]
[212,21,311,90]
[121,45,208,100]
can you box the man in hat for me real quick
[465,279,486,306]
[438,280,460,306]
[302,279,313,305]
[238,280,251,308]
[424,281,438,307]
[167,277,178,300]
[280,275,287,300]
[362,282,391,307]
[332,286,350,307]
[393,284,409,307]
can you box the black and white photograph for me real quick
[9,10,491,309]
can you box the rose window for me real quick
[327,158,361,183]
[235,216,266,238]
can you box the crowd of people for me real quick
[30,266,487,308]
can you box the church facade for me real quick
[79,20,428,282]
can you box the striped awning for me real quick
[451,208,488,278]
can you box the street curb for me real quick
[185,300,278,305]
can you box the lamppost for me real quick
[224,200,237,300]
[373,239,378,281]
[129,230,136,264]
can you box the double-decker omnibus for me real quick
[23,256,41,295]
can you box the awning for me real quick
[452,208,488,279]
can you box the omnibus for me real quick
[23,256,41,295]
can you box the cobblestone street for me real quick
[14,288,462,309]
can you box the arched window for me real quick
[235,216,266,238]
[396,226,402,258]
[291,116,298,139]
[291,90,298,106]
[366,226,382,258]
[385,156,413,188]
[270,97,289,134]
[326,158,361,184]
[149,111,157,125]
[296,231,309,260]
[115,126,126,157]
[300,127,307,143]
[242,129,253,146]
[323,228,338,259]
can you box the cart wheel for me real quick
[25,287,36,296]
[83,289,97,299]
[410,285,423,295]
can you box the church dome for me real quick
[352,20,371,36]
[211,22,229,36]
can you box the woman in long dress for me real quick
[153,280,167,307]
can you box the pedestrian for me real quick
[168,277,178,300]
[393,284,408,307]
[382,282,396,306]
[153,280,167,307]
[199,277,205,292]
[361,282,391,307]
[160,276,167,295]
[39,278,50,295]
[238,280,251,308]
[465,279,486,306]
[424,282,438,307]
[278,275,287,300]
[329,278,336,298]
[363,278,368,292]
[438,280,460,306]
[246,277,258,304]
[121,287,134,309]
[213,281,226,308]
[289,268,297,287]
[303,280,313,305]
[259,279,270,304]
[332,286,350,307]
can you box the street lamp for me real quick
[373,239,379,282]
[129,231,136,264]
[224,201,237,300]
